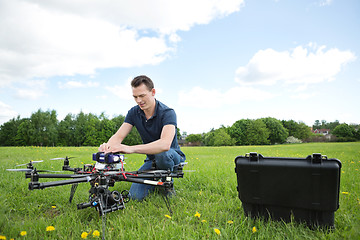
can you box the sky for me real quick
[0,0,359,134]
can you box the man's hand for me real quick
[98,142,134,154]
[98,142,111,153]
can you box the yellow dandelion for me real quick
[201,220,207,223]
[92,230,100,238]
[164,214,172,219]
[252,226,257,233]
[0,235,6,240]
[198,190,202,196]
[214,228,221,235]
[194,211,201,218]
[227,220,234,224]
[81,232,88,239]
[342,192,349,195]
[51,205,56,209]
[20,231,27,236]
[46,226,55,231]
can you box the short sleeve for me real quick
[162,109,177,127]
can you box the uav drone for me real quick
[8,153,187,216]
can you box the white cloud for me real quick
[319,0,333,7]
[0,0,244,87]
[105,77,133,100]
[0,101,18,124]
[178,86,275,108]
[13,80,47,100]
[58,80,99,89]
[235,43,356,88]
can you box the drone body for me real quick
[9,152,186,216]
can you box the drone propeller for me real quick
[16,160,44,167]
[50,157,76,160]
[6,168,63,173]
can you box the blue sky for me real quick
[0,0,359,134]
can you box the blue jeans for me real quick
[129,149,185,201]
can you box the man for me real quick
[98,75,185,200]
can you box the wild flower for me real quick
[227,220,234,224]
[92,230,100,238]
[194,212,201,218]
[20,231,27,236]
[342,192,349,195]
[214,228,221,235]
[51,206,56,209]
[81,232,88,239]
[164,215,172,219]
[46,226,55,231]
[252,226,257,233]
[201,220,207,223]
[0,235,6,240]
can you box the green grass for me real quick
[0,143,359,239]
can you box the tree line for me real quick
[185,118,360,146]
[0,109,142,147]
[0,109,359,147]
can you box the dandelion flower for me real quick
[194,211,201,218]
[201,220,207,223]
[0,235,6,240]
[227,220,234,224]
[46,226,55,231]
[252,226,257,233]
[51,206,56,209]
[92,230,100,238]
[164,214,172,219]
[214,228,221,235]
[81,232,88,239]
[20,231,27,236]
[342,192,349,195]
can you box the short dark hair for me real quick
[131,75,154,91]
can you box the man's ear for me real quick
[151,88,156,96]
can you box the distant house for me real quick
[312,129,331,135]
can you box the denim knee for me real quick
[154,149,181,171]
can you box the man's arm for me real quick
[111,124,175,155]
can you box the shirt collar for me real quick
[137,99,158,120]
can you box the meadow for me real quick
[0,142,359,239]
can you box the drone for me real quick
[7,153,187,216]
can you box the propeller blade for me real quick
[50,157,76,160]
[6,168,32,172]
[15,160,43,166]
[6,169,63,173]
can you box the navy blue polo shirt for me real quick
[124,100,185,158]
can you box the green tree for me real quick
[282,120,311,141]
[228,119,252,145]
[0,116,23,146]
[186,134,202,144]
[73,111,87,146]
[15,119,33,146]
[313,120,321,129]
[245,119,270,145]
[29,109,58,146]
[261,117,288,144]
[212,128,235,146]
[58,114,76,146]
[332,123,356,141]
[83,114,100,146]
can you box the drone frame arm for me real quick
[28,176,95,190]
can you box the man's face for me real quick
[132,84,155,111]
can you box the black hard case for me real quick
[234,152,341,227]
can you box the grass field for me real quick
[0,142,359,239]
